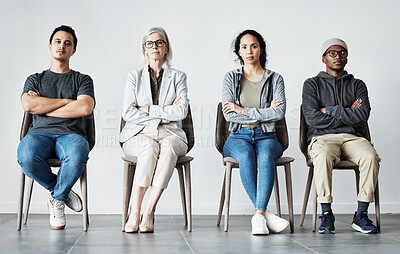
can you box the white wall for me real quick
[1,0,399,215]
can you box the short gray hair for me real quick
[141,27,172,67]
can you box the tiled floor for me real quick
[1,213,399,254]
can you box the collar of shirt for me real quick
[148,66,164,105]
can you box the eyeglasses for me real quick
[324,50,348,58]
[144,40,166,48]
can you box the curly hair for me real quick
[232,29,268,68]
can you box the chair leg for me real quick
[274,168,281,217]
[217,173,226,226]
[354,169,360,194]
[184,162,192,232]
[80,166,89,231]
[17,171,25,231]
[284,163,294,233]
[122,162,135,231]
[375,180,381,232]
[300,166,313,226]
[176,165,187,226]
[313,183,318,232]
[224,163,233,232]
[23,177,34,225]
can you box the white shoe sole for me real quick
[252,230,269,235]
[318,229,335,234]
[66,190,83,212]
[351,223,377,234]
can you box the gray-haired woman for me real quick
[120,27,189,233]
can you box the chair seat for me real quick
[306,158,359,169]
[46,158,62,167]
[122,155,194,165]
[223,156,294,167]
[223,157,239,166]
[276,156,295,165]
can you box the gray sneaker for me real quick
[47,199,66,230]
[65,190,83,212]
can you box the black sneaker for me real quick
[351,211,378,234]
[319,211,335,234]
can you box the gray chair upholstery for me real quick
[298,105,380,232]
[17,111,95,231]
[215,102,295,232]
[120,105,195,232]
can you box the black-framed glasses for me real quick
[144,40,166,48]
[324,50,348,58]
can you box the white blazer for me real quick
[119,66,189,143]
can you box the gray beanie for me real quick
[321,38,348,56]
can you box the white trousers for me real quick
[122,126,188,189]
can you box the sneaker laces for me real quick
[354,213,373,226]
[52,201,65,218]
[320,212,334,226]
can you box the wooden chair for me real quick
[298,105,380,232]
[215,102,295,232]
[17,112,95,231]
[120,105,195,232]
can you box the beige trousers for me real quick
[308,133,380,203]
[122,126,188,189]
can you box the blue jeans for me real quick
[17,133,90,201]
[223,127,283,211]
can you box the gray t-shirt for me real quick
[23,69,95,138]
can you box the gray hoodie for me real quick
[222,68,286,133]
[302,71,371,144]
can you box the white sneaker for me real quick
[47,199,66,230]
[65,190,83,212]
[265,211,289,233]
[251,214,269,235]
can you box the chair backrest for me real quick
[119,104,195,153]
[20,111,96,150]
[215,102,289,157]
[299,105,371,159]
[298,105,309,159]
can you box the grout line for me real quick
[281,234,320,254]
[380,234,400,242]
[67,214,96,254]
[170,215,195,254]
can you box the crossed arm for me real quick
[21,90,94,118]
[302,79,370,129]
[223,98,283,114]
[137,96,181,123]
[319,99,362,113]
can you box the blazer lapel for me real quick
[158,67,172,106]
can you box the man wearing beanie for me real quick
[302,38,380,234]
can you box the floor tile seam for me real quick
[170,215,195,254]
[0,215,18,226]
[67,214,96,254]
[379,234,400,242]
[281,234,320,254]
